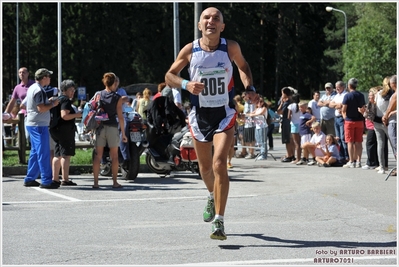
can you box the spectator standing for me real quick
[137,88,152,120]
[233,94,244,137]
[4,67,35,117]
[287,93,301,164]
[266,101,278,151]
[23,68,60,189]
[132,91,143,112]
[153,82,166,100]
[362,87,387,170]
[342,78,366,168]
[44,85,59,165]
[236,92,251,158]
[243,94,258,159]
[373,77,393,173]
[115,76,132,169]
[382,74,397,175]
[92,72,128,188]
[165,6,255,240]
[307,90,320,122]
[277,87,294,162]
[231,94,244,166]
[318,82,336,136]
[296,101,316,165]
[329,81,349,162]
[248,95,268,160]
[4,67,35,142]
[50,80,81,186]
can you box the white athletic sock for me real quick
[214,215,224,221]
[209,192,214,199]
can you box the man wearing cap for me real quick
[164,6,254,240]
[23,68,60,189]
[342,78,366,168]
[317,82,336,136]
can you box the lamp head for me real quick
[326,6,333,12]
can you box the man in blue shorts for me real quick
[165,7,255,240]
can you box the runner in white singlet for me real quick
[165,7,256,241]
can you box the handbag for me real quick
[83,110,101,131]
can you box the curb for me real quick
[2,164,151,176]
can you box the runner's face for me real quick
[198,8,225,35]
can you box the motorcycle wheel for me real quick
[123,142,140,180]
[145,153,169,175]
[100,162,112,177]
[92,149,112,177]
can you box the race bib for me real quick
[197,67,229,108]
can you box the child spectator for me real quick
[287,93,301,164]
[315,134,340,167]
[301,121,326,165]
[296,101,316,165]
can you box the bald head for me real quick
[200,7,224,23]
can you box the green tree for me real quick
[2,3,396,103]
[345,2,396,91]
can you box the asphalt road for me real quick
[2,136,397,266]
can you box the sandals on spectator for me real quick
[61,180,77,186]
[236,153,247,158]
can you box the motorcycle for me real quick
[143,95,200,178]
[144,124,200,178]
[92,108,148,180]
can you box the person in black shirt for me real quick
[50,80,82,186]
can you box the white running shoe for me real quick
[296,159,306,165]
[343,162,355,168]
[362,165,376,170]
[307,160,316,166]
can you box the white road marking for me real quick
[32,187,82,201]
[2,194,258,205]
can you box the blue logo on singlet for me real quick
[217,62,225,68]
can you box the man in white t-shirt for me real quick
[329,81,348,162]
[318,82,336,135]
[308,90,320,122]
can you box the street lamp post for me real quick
[326,6,347,78]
